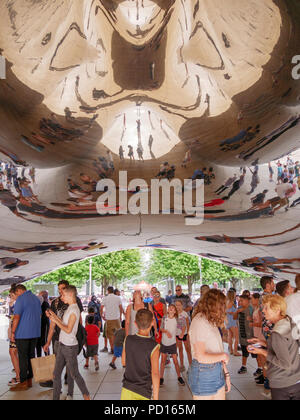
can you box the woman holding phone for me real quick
[248,294,300,400]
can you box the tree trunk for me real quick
[187,276,193,294]
[102,276,108,294]
[231,277,240,290]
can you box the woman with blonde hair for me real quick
[125,290,155,336]
[248,294,300,400]
[188,289,230,400]
[225,289,240,356]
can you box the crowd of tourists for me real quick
[4,275,300,400]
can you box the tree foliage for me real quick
[201,258,258,288]
[25,249,142,291]
[146,250,200,293]
[146,250,258,292]
[23,248,258,294]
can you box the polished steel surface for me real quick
[0,0,300,287]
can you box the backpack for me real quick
[76,324,87,355]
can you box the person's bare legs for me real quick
[176,339,184,368]
[228,329,233,354]
[160,353,167,379]
[193,387,226,401]
[213,386,226,401]
[257,355,263,371]
[233,327,241,356]
[93,355,99,371]
[261,355,268,379]
[9,348,20,382]
[108,335,115,353]
[172,354,181,378]
[183,339,192,365]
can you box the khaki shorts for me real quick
[106,319,120,339]
[279,197,289,206]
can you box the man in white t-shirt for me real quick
[274,178,294,213]
[100,286,123,352]
[286,275,300,341]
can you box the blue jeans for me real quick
[188,360,225,396]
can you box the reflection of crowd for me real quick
[93,153,115,179]
[155,162,176,180]
[0,257,28,272]
[213,154,300,214]
[39,117,84,143]
[0,160,44,220]
[220,125,260,152]
[248,157,300,215]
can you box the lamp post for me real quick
[89,258,93,296]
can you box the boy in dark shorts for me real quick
[121,309,160,400]
[109,320,126,370]
[233,295,254,374]
[84,316,100,371]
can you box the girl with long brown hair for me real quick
[188,289,230,400]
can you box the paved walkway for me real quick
[0,315,267,400]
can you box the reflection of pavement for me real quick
[0,314,9,340]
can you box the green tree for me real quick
[146,250,258,293]
[147,250,200,293]
[201,258,258,290]
[93,250,142,292]
[25,249,142,292]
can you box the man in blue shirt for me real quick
[10,284,41,391]
[165,290,173,306]
[171,285,193,313]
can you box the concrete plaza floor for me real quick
[0,315,267,401]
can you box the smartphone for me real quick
[252,343,262,348]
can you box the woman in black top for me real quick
[36,291,50,357]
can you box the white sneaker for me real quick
[261,390,272,399]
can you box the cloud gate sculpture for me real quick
[0,0,300,290]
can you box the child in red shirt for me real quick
[84,315,100,371]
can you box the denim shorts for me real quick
[114,345,123,358]
[188,360,225,396]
